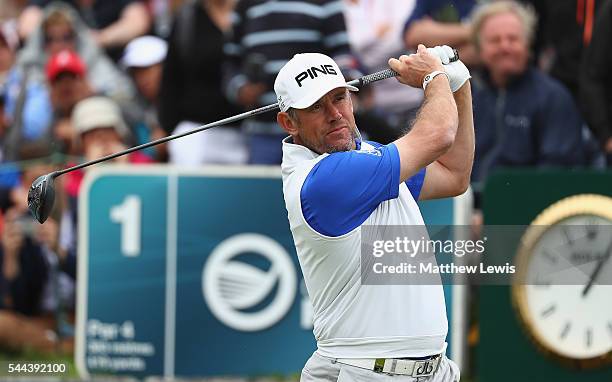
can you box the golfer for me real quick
[276,44,473,381]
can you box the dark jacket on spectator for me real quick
[525,0,604,98]
[158,1,240,134]
[0,239,48,316]
[471,67,586,185]
[579,0,612,147]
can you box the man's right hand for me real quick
[388,44,445,89]
[237,82,267,107]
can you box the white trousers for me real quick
[301,352,460,382]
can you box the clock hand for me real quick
[582,237,612,297]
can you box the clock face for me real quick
[513,195,612,367]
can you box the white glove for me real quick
[427,45,471,92]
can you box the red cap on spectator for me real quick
[46,49,86,81]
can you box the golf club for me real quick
[28,51,459,224]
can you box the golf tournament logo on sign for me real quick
[202,233,297,331]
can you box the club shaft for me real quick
[55,51,459,177]
[56,103,279,176]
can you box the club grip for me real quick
[348,48,459,88]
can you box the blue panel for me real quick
[174,176,316,376]
[86,175,168,378]
[419,198,455,225]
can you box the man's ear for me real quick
[277,112,298,135]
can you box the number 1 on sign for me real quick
[110,195,142,257]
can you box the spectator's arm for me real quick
[405,18,472,50]
[579,1,612,151]
[95,2,151,48]
[17,5,43,41]
[403,0,479,66]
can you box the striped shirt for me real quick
[224,0,355,132]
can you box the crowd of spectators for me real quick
[0,0,609,355]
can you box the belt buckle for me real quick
[373,359,385,373]
[411,357,438,378]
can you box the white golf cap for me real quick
[121,35,167,68]
[274,53,358,112]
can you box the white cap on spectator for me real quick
[274,53,357,112]
[121,35,168,68]
[72,96,129,137]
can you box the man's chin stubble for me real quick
[326,140,354,153]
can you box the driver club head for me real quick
[28,172,58,224]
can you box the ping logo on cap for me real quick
[274,53,357,112]
[295,64,338,87]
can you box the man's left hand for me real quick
[427,45,471,92]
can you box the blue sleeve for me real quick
[369,140,426,200]
[22,84,52,140]
[301,143,401,237]
[406,167,426,201]
[366,141,426,200]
